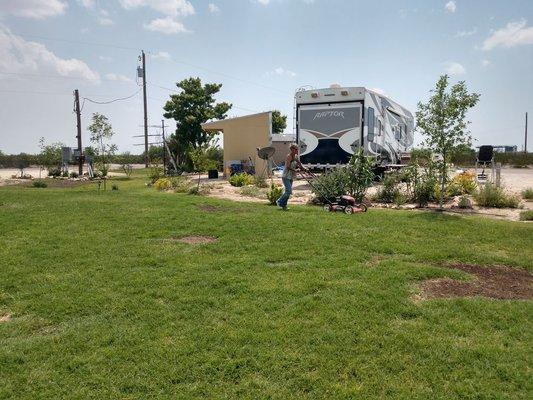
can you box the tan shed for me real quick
[202,112,272,177]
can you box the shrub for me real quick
[69,171,79,178]
[154,178,173,191]
[240,185,262,198]
[48,168,61,177]
[148,166,164,184]
[111,184,119,191]
[310,168,347,203]
[393,192,408,207]
[345,149,375,201]
[452,171,477,194]
[229,173,254,187]
[188,184,211,196]
[32,180,47,188]
[121,164,133,178]
[61,171,69,178]
[374,173,401,203]
[474,184,521,208]
[254,175,268,188]
[457,195,473,209]
[522,188,533,200]
[519,211,533,221]
[266,183,283,205]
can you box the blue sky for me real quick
[1,0,532,153]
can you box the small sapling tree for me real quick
[416,75,480,208]
[88,113,117,176]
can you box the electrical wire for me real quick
[82,88,141,104]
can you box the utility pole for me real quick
[525,112,528,153]
[141,50,149,167]
[161,119,167,174]
[74,89,83,175]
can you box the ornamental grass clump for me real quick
[474,184,520,208]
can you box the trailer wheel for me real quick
[323,204,332,212]
[344,206,353,214]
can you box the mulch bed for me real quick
[419,264,532,300]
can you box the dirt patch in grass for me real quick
[0,314,12,323]
[418,264,533,300]
[177,235,217,245]
[197,204,223,213]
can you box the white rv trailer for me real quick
[295,86,414,168]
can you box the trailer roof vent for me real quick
[330,84,341,88]
[311,92,319,98]
[341,90,349,96]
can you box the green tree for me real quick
[271,110,287,134]
[416,75,480,208]
[88,113,117,176]
[13,153,30,177]
[38,137,64,173]
[163,77,231,169]
[345,149,375,201]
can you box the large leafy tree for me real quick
[416,75,480,208]
[163,77,231,167]
[38,137,64,171]
[271,110,287,134]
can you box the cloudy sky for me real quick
[1,0,532,153]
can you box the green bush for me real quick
[229,173,254,187]
[48,168,61,177]
[457,195,473,209]
[154,177,191,192]
[266,183,283,205]
[32,180,47,188]
[254,175,268,188]
[522,188,533,200]
[69,171,79,178]
[519,210,533,221]
[310,168,347,203]
[111,184,119,191]
[148,166,164,184]
[345,149,375,201]
[188,184,211,196]
[374,173,401,203]
[474,184,521,208]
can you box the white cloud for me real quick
[118,0,194,17]
[0,0,67,19]
[398,9,407,19]
[99,55,113,61]
[77,0,95,8]
[445,62,466,75]
[481,59,490,67]
[208,3,220,13]
[98,16,114,26]
[0,27,99,82]
[445,1,456,13]
[105,73,134,83]
[482,19,533,51]
[257,0,270,4]
[455,27,477,38]
[143,17,190,34]
[266,67,297,77]
[151,51,171,59]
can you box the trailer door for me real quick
[297,102,362,165]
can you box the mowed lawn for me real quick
[0,173,532,399]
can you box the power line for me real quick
[82,88,141,104]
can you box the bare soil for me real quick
[177,235,218,245]
[0,314,12,323]
[418,264,533,300]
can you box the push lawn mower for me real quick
[297,169,368,214]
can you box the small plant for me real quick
[474,184,520,208]
[148,166,164,184]
[519,210,533,221]
[345,149,375,201]
[188,184,211,196]
[374,173,401,203]
[61,171,69,178]
[121,164,133,178]
[229,173,255,187]
[457,195,473,209]
[154,178,172,191]
[32,180,47,188]
[240,185,262,198]
[48,168,61,178]
[522,188,533,200]
[254,175,268,188]
[266,183,283,205]
[452,171,477,194]
[69,171,79,178]
[111,184,119,191]
[393,192,408,207]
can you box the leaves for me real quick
[271,110,287,134]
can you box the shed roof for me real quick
[201,111,271,131]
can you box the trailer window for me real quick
[367,107,375,142]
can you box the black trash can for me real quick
[208,169,219,179]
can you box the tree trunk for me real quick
[439,151,446,209]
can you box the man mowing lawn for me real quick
[277,143,305,211]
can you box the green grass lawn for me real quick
[1,173,532,399]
